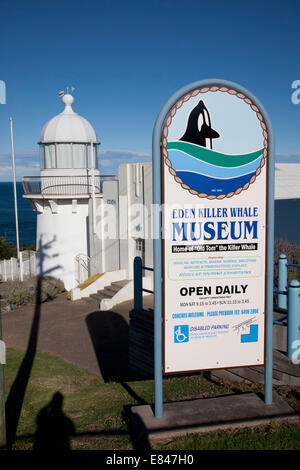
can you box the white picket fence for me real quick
[0,250,36,282]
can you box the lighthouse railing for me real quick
[22,175,117,196]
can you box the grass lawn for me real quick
[3,348,300,450]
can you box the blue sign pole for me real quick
[152,111,163,419]
[152,79,274,416]
[265,119,275,405]
[278,254,288,309]
[153,84,195,418]
[287,280,300,359]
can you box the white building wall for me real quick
[143,163,153,272]
[88,181,120,275]
[118,162,153,279]
[88,197,104,275]
[127,163,144,279]
[36,198,89,290]
[118,165,129,275]
[102,180,120,272]
[275,164,300,200]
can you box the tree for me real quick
[0,237,16,261]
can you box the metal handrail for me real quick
[133,257,154,312]
[75,253,91,285]
[273,255,300,357]
[274,319,287,326]
[275,254,300,308]
[142,266,154,272]
[142,288,154,294]
[274,262,300,269]
[274,290,287,295]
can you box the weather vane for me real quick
[58,86,75,97]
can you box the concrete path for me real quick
[2,293,153,380]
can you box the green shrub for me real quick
[40,277,65,302]
[4,288,31,306]
[1,276,65,307]
[0,237,36,261]
[274,238,300,285]
[0,236,16,260]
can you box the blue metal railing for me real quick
[134,257,154,312]
[274,254,300,358]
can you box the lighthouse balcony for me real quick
[22,174,117,198]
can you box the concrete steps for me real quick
[86,279,130,310]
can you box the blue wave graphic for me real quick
[168,149,263,179]
[176,171,256,195]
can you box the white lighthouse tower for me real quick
[23,91,100,290]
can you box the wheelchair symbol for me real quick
[174,325,189,343]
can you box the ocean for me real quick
[0,182,299,247]
[0,182,36,247]
[274,199,300,243]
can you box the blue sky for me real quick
[0,0,300,180]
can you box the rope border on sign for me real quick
[161,85,268,200]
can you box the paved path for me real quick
[2,293,153,380]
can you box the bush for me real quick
[0,237,36,261]
[274,238,300,285]
[0,276,65,307]
[0,236,16,260]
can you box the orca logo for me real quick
[180,100,220,149]
[163,85,268,199]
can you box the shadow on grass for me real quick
[33,391,75,451]
[13,409,151,451]
[5,236,61,449]
[86,309,154,450]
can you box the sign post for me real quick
[153,80,274,418]
[0,310,6,447]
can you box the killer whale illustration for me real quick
[180,100,220,149]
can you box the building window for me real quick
[87,144,98,169]
[39,144,45,169]
[44,144,56,168]
[41,143,99,169]
[73,143,87,168]
[136,238,145,252]
[56,143,72,168]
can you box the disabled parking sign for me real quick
[174,325,189,343]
